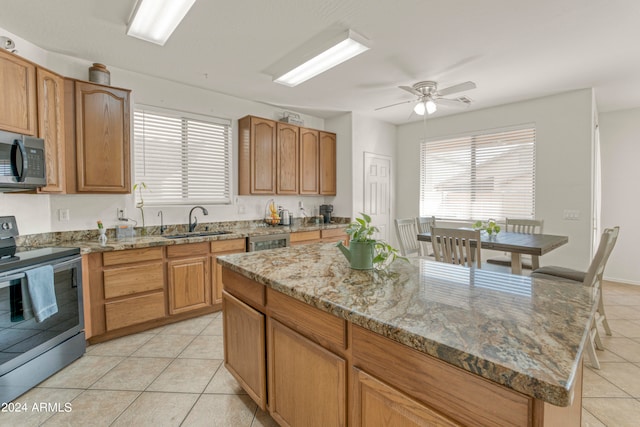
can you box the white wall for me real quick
[325,113,353,219]
[598,107,640,285]
[0,27,332,235]
[397,90,595,269]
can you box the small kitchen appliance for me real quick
[319,205,333,223]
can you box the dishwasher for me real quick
[247,233,290,252]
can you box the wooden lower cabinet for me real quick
[352,368,461,427]
[289,230,321,246]
[268,318,346,427]
[222,266,583,427]
[167,256,210,314]
[223,290,267,409]
[105,292,165,331]
[211,239,246,306]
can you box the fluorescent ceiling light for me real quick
[127,0,196,46]
[273,29,370,87]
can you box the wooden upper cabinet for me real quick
[0,50,37,135]
[74,81,131,193]
[238,115,337,195]
[299,127,319,195]
[276,122,299,194]
[36,67,66,193]
[239,116,277,194]
[319,131,336,195]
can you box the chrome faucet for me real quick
[157,210,167,234]
[188,206,209,232]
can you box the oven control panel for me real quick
[0,216,18,239]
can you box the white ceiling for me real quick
[1,0,639,125]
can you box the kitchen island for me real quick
[218,243,596,426]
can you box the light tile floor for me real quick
[3,281,640,426]
[3,312,278,427]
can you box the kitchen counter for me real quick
[217,242,596,407]
[22,223,348,254]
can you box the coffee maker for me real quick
[319,205,333,223]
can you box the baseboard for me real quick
[603,277,640,286]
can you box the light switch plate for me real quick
[563,209,580,220]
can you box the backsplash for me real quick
[16,217,351,247]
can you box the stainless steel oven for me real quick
[247,232,290,252]
[0,217,85,404]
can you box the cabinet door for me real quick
[352,368,462,427]
[268,318,346,427]
[75,81,131,193]
[319,131,337,195]
[250,117,277,194]
[168,256,210,314]
[277,122,299,194]
[0,50,37,135]
[223,290,267,410]
[212,246,246,305]
[299,127,319,194]
[36,67,66,193]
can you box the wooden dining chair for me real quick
[531,227,619,369]
[415,216,436,256]
[394,218,421,257]
[532,226,619,337]
[431,227,482,268]
[486,218,544,270]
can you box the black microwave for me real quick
[0,130,46,192]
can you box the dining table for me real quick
[417,230,569,275]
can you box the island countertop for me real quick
[217,243,597,407]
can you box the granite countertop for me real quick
[27,223,348,254]
[217,243,596,407]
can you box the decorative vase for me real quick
[98,229,108,245]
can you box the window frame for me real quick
[419,124,536,221]
[133,104,233,206]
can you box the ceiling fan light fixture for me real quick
[127,0,196,46]
[413,101,426,115]
[272,29,370,87]
[426,99,437,114]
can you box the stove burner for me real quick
[0,255,19,264]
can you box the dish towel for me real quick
[25,265,58,322]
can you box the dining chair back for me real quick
[486,218,544,270]
[431,227,482,268]
[394,218,421,257]
[531,227,619,369]
[415,216,436,256]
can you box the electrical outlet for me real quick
[563,209,580,220]
[117,208,126,219]
[58,209,70,221]
[298,200,304,209]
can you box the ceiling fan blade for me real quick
[435,98,470,108]
[399,85,422,96]
[437,81,476,96]
[375,99,414,111]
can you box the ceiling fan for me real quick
[376,80,477,115]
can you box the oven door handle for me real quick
[0,255,81,285]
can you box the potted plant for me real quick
[473,219,501,237]
[133,182,149,234]
[336,213,406,270]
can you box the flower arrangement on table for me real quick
[472,219,501,236]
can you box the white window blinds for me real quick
[134,106,232,205]
[420,126,535,220]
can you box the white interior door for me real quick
[364,153,391,241]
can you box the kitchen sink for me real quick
[163,230,233,239]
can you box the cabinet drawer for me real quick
[290,230,321,243]
[211,238,246,253]
[222,267,265,309]
[105,292,165,330]
[351,325,531,427]
[321,228,346,239]
[167,242,209,258]
[267,288,346,353]
[103,247,163,266]
[103,262,164,299]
